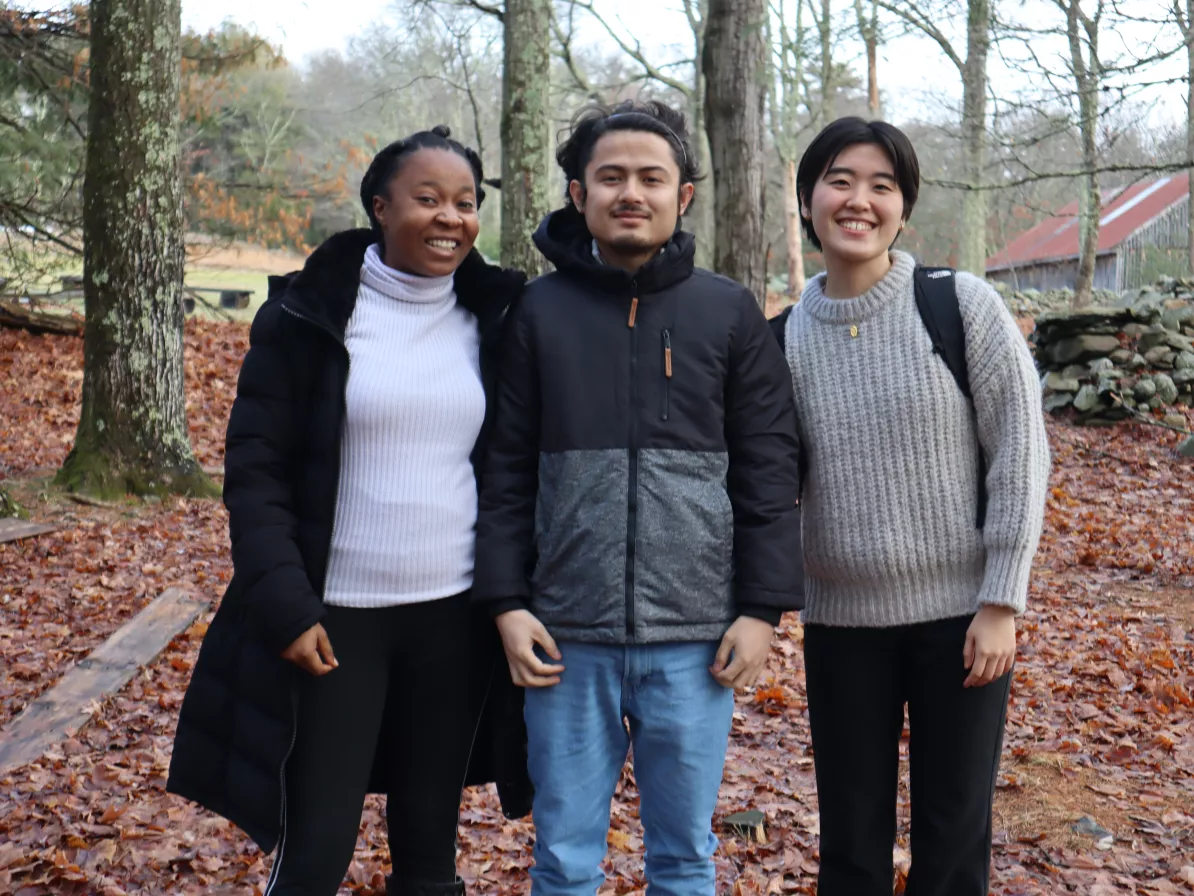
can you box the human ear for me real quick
[568,179,586,211]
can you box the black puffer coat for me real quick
[167,229,532,853]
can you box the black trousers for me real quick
[266,593,476,896]
[803,615,1011,896]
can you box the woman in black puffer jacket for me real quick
[167,126,530,896]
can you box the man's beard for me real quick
[607,231,658,252]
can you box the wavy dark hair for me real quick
[795,117,920,251]
[359,125,486,242]
[555,100,703,212]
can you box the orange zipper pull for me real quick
[628,297,638,328]
[663,329,673,377]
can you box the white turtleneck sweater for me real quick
[785,251,1050,627]
[322,244,485,608]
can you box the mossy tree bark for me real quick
[500,0,553,278]
[55,0,216,500]
[0,483,20,519]
[704,0,769,305]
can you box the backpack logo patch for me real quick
[926,270,953,279]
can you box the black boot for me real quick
[385,875,466,896]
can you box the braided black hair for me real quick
[359,125,487,242]
[555,100,703,211]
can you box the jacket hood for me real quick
[532,206,696,294]
[267,228,525,339]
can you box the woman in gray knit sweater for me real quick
[779,118,1050,895]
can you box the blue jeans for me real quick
[523,641,734,896]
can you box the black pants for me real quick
[804,615,1011,896]
[266,593,476,896]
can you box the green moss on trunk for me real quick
[0,483,22,519]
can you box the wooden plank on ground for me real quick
[0,588,208,774]
[0,518,57,544]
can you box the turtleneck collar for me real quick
[360,243,455,305]
[799,251,916,324]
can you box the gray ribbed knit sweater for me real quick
[785,251,1050,627]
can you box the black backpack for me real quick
[770,266,988,529]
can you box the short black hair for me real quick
[359,125,486,241]
[555,100,703,211]
[796,117,920,251]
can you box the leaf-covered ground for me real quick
[1,322,1192,895]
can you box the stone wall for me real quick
[1029,278,1194,424]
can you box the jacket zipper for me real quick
[661,329,672,421]
[264,692,298,893]
[626,293,639,640]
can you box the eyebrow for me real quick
[592,164,671,175]
[412,179,475,193]
[824,166,897,182]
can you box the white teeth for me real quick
[428,239,458,249]
[840,221,875,232]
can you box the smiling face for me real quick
[568,129,694,272]
[372,147,480,277]
[802,142,905,271]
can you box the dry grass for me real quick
[994,752,1126,850]
[185,239,305,275]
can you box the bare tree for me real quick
[500,0,553,275]
[769,0,811,296]
[808,0,836,123]
[1175,0,1194,274]
[56,0,215,498]
[853,0,881,115]
[704,0,769,303]
[878,0,991,275]
[1054,0,1104,303]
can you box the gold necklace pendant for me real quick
[850,325,859,338]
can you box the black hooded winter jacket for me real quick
[473,209,804,644]
[167,229,532,853]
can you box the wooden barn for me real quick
[985,174,1190,292]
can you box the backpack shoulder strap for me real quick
[913,265,988,529]
[913,266,971,400]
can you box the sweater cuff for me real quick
[977,546,1033,615]
[485,597,528,620]
[737,604,784,626]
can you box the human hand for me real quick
[963,605,1016,688]
[495,609,565,687]
[281,622,338,676]
[710,616,775,689]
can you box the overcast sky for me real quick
[157,1,1178,131]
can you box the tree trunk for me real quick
[0,301,83,336]
[688,87,717,269]
[819,0,834,123]
[855,0,880,115]
[55,0,215,500]
[703,0,769,305]
[866,36,879,115]
[783,158,806,296]
[958,0,990,276]
[500,0,553,277]
[1188,0,1193,276]
[1066,1,1100,307]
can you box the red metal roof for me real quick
[986,174,1189,271]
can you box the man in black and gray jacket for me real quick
[474,100,802,896]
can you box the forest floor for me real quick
[0,316,1192,895]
